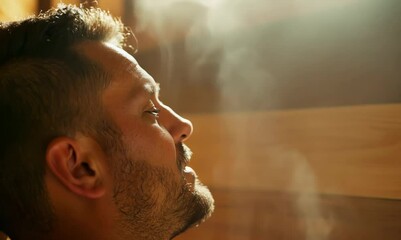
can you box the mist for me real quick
[133,0,400,112]
[131,0,401,239]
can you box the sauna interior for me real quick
[1,0,401,239]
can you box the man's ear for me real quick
[45,136,106,199]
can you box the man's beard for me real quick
[111,142,214,240]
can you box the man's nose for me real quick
[160,105,193,143]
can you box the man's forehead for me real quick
[124,61,159,94]
[75,41,160,101]
[75,41,137,72]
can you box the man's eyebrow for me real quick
[144,82,160,96]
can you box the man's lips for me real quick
[176,143,193,171]
[176,144,196,191]
[183,166,196,192]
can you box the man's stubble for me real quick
[111,140,214,240]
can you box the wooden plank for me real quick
[97,0,123,18]
[0,0,36,21]
[176,187,401,240]
[183,104,401,199]
[37,0,51,13]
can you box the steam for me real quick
[287,150,333,239]
[133,0,336,239]
[134,0,279,110]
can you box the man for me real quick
[0,4,214,240]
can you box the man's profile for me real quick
[0,4,214,240]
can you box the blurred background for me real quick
[1,0,401,239]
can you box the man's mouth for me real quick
[183,166,196,191]
[176,144,197,191]
[176,143,193,171]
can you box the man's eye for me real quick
[145,107,160,118]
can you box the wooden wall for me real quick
[134,0,401,239]
[175,104,401,240]
[1,0,401,239]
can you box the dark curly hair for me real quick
[0,4,131,235]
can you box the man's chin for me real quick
[172,179,214,238]
[191,178,215,222]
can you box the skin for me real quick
[30,41,213,240]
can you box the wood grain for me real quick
[176,187,401,240]
[183,104,401,199]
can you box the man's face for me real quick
[77,41,214,239]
